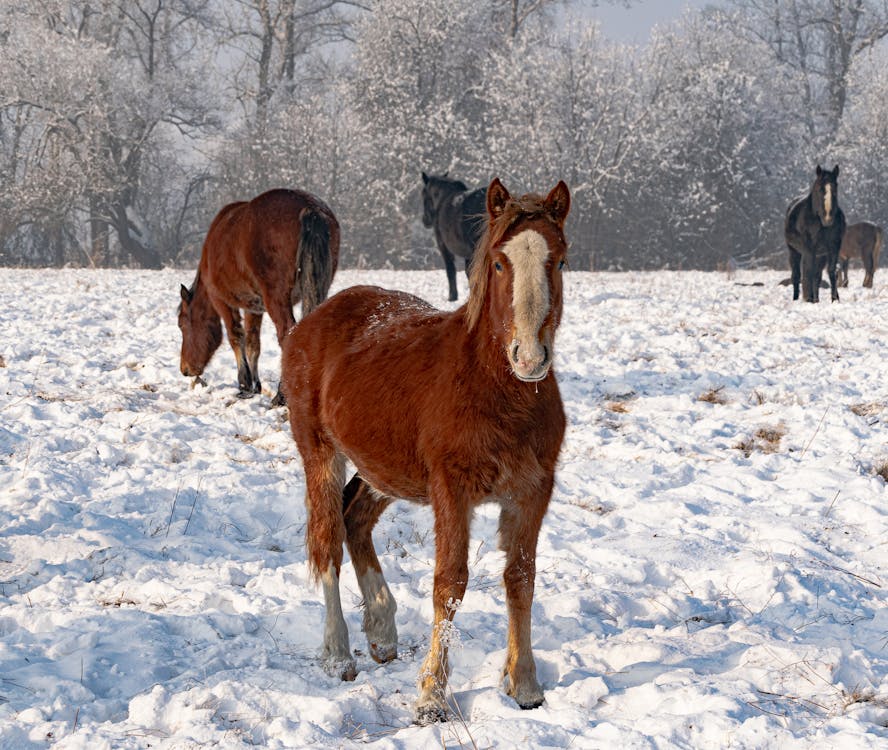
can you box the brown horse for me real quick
[178,188,339,403]
[281,178,570,724]
[838,221,882,289]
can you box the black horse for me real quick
[785,164,845,303]
[421,171,487,301]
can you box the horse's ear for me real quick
[545,181,571,225]
[422,171,429,184]
[180,284,192,303]
[487,178,511,220]
[816,164,823,177]
[833,164,840,177]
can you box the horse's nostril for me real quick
[510,342,520,363]
[542,345,549,364]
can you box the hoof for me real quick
[323,656,357,682]
[369,641,397,664]
[270,390,286,407]
[516,694,544,710]
[507,676,544,710]
[236,388,256,399]
[414,702,449,726]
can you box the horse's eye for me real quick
[494,261,503,273]
[557,259,565,271]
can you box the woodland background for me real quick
[3,0,888,272]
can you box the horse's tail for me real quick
[298,208,335,318]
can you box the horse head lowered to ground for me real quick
[177,188,339,403]
[282,177,571,724]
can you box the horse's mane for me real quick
[428,174,469,193]
[465,192,556,331]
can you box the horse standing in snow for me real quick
[282,178,570,724]
[177,188,339,404]
[421,171,488,301]
[785,164,845,303]
[838,221,882,289]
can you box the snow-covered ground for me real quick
[1,267,887,749]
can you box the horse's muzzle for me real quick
[509,341,551,382]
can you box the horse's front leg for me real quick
[789,248,801,300]
[244,311,263,395]
[801,253,817,302]
[415,480,470,725]
[218,306,254,395]
[499,489,549,710]
[827,254,840,302]
[342,475,398,664]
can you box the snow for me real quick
[1,266,887,748]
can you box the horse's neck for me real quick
[192,274,218,320]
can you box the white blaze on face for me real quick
[824,183,833,221]
[502,229,551,380]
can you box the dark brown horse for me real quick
[282,178,570,724]
[838,221,882,289]
[785,164,845,303]
[178,188,339,403]
[421,172,487,301]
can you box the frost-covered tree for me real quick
[833,47,888,230]
[726,0,888,148]
[344,0,496,267]
[0,1,218,267]
[610,9,807,269]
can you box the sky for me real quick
[584,0,718,42]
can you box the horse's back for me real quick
[841,221,882,260]
[284,286,444,376]
[282,285,450,499]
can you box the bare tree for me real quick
[726,0,888,145]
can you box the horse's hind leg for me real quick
[499,492,547,711]
[244,311,263,395]
[863,245,876,288]
[342,475,398,664]
[264,300,297,406]
[302,445,355,680]
[871,231,883,289]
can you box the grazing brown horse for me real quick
[282,178,571,724]
[178,188,339,403]
[785,164,845,303]
[838,221,882,289]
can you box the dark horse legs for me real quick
[440,245,459,302]
[789,248,802,301]
[790,249,839,303]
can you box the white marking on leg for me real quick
[320,566,356,679]
[357,568,398,663]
